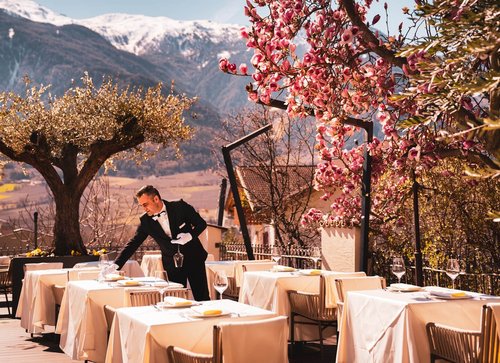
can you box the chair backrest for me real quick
[143,250,162,255]
[23,262,63,272]
[127,289,161,306]
[77,270,100,280]
[481,304,500,363]
[213,315,288,363]
[241,261,277,273]
[52,284,65,305]
[103,304,117,334]
[167,346,213,363]
[323,271,367,308]
[335,276,386,303]
[164,288,190,299]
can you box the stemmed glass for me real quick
[154,270,170,302]
[173,246,184,268]
[271,246,281,264]
[446,258,460,289]
[213,270,228,300]
[391,256,406,284]
[310,247,321,269]
[98,254,110,282]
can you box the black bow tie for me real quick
[153,211,166,219]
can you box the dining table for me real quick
[105,299,277,363]
[56,277,180,363]
[16,260,144,334]
[238,269,339,340]
[336,286,500,363]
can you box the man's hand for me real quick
[171,232,192,245]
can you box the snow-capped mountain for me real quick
[0,0,251,112]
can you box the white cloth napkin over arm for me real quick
[218,316,288,363]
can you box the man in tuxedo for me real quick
[114,185,210,301]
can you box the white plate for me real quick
[190,310,231,318]
[388,284,422,292]
[430,292,474,300]
[157,301,197,309]
[298,269,322,276]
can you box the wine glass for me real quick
[213,270,228,300]
[310,247,321,269]
[446,258,460,289]
[391,256,406,284]
[173,246,184,268]
[271,246,281,264]
[98,254,110,282]
[154,270,170,302]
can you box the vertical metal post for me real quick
[33,211,38,249]
[359,123,373,273]
[411,170,424,286]
[217,179,227,226]
[221,123,273,261]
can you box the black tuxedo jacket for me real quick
[114,199,208,268]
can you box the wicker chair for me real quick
[167,346,214,363]
[0,267,13,316]
[167,316,288,363]
[287,274,337,353]
[127,288,190,306]
[426,304,500,363]
[221,276,239,301]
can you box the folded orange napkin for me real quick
[308,269,322,275]
[203,309,223,316]
[118,279,140,286]
[451,292,466,298]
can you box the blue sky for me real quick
[36,0,415,34]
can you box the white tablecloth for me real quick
[105,299,277,363]
[205,261,239,299]
[73,259,145,278]
[57,278,162,362]
[140,254,164,277]
[16,268,68,333]
[239,270,328,340]
[336,288,500,363]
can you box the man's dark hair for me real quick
[136,185,161,199]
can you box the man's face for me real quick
[137,194,162,216]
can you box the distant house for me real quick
[224,165,330,246]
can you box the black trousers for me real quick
[164,255,210,301]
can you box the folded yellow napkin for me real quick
[105,273,125,281]
[203,309,222,316]
[164,296,192,307]
[118,279,140,286]
[272,266,295,272]
[309,269,322,275]
[451,292,466,298]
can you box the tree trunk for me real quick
[53,189,87,255]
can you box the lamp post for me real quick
[262,99,373,272]
[222,123,273,260]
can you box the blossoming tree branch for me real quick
[220,0,499,229]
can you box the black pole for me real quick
[262,99,373,272]
[411,170,424,286]
[217,179,227,226]
[359,123,373,273]
[33,211,38,250]
[222,123,273,260]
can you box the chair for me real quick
[127,288,190,306]
[335,276,386,328]
[51,284,65,327]
[288,274,338,353]
[24,262,64,272]
[221,276,239,301]
[241,261,277,273]
[0,266,13,316]
[167,346,213,363]
[426,304,500,363]
[167,316,288,363]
